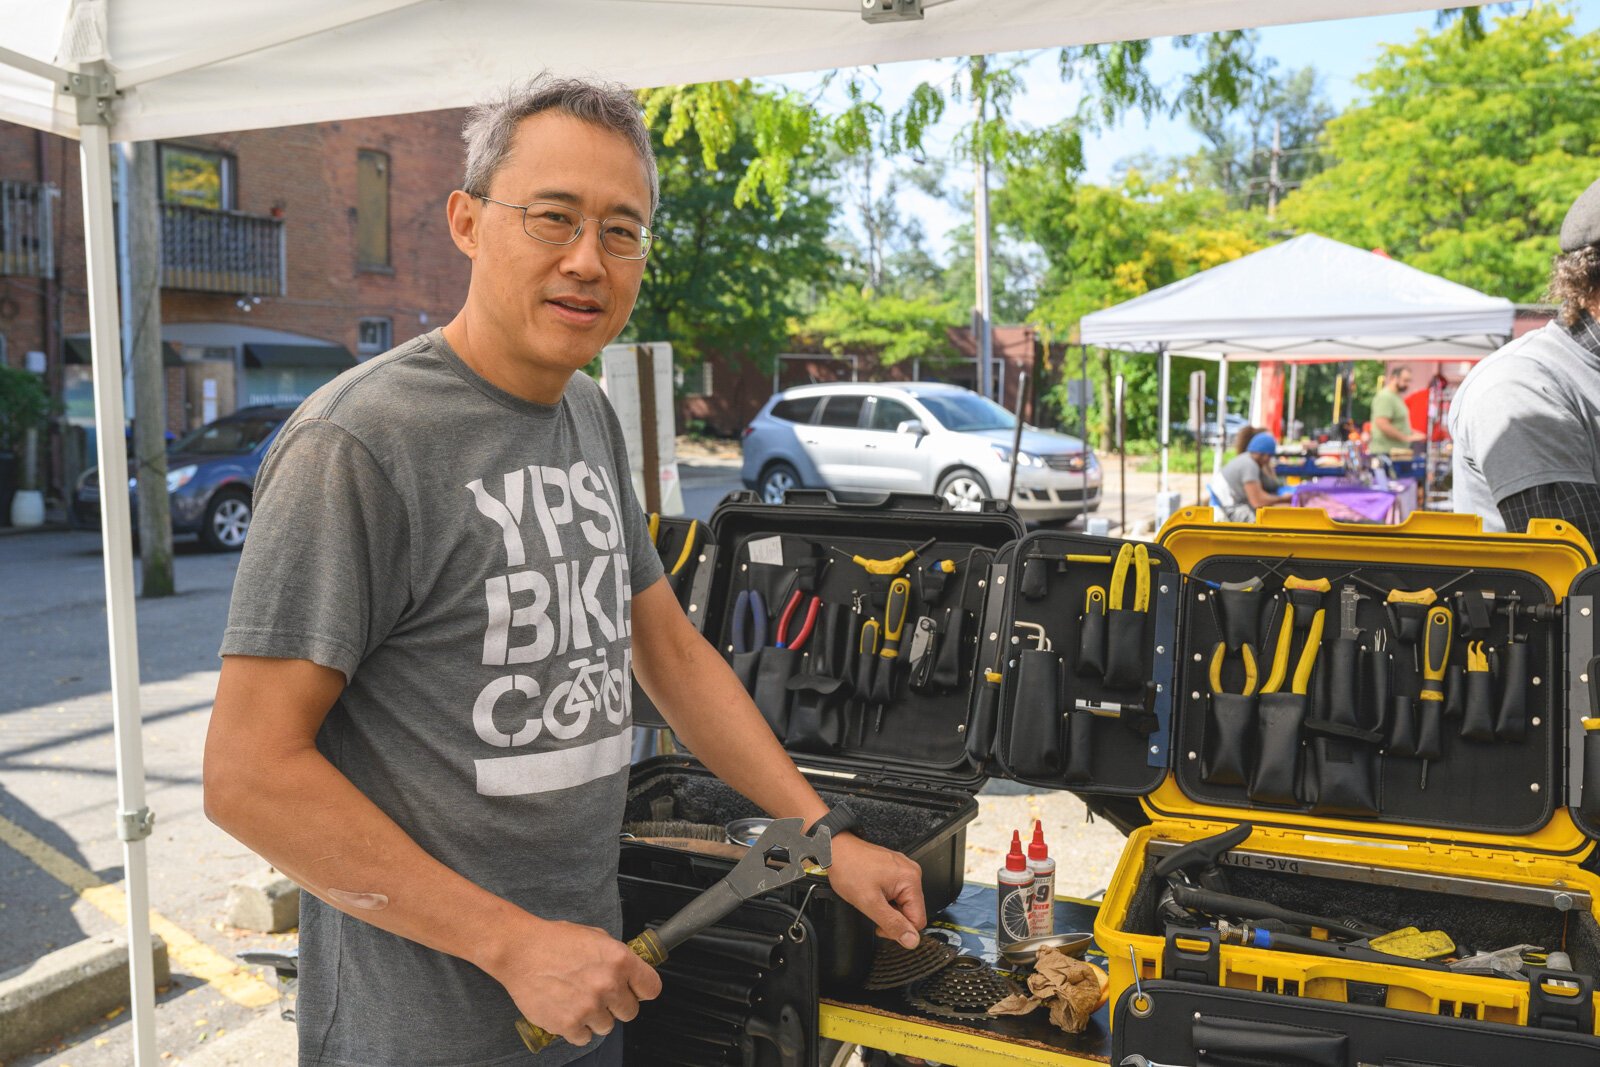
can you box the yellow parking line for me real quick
[0,813,279,1008]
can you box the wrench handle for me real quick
[515,929,669,1052]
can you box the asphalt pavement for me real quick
[0,456,1135,1064]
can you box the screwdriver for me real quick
[1417,604,1452,788]
[873,576,912,732]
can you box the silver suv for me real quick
[740,382,1101,522]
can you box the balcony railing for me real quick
[161,202,285,296]
[0,180,54,278]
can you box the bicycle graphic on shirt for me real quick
[542,646,628,739]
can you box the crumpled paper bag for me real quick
[987,948,1105,1034]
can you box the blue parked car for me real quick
[71,406,293,551]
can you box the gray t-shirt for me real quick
[220,330,664,1066]
[1216,452,1265,521]
[1450,322,1600,532]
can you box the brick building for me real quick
[0,108,470,499]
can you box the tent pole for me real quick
[1158,347,1171,495]
[80,120,159,1065]
[1215,355,1228,476]
[1287,362,1299,441]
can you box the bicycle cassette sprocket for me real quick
[903,956,1020,1021]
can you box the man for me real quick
[1451,176,1600,550]
[1213,431,1290,522]
[1369,366,1425,456]
[203,78,925,1067]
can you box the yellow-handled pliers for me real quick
[1261,607,1326,695]
[1109,543,1151,612]
[1208,641,1259,696]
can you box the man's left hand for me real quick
[825,834,927,949]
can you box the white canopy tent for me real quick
[1079,233,1515,492]
[0,3,1456,1061]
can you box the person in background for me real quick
[1234,424,1283,496]
[1214,431,1290,522]
[1451,175,1600,549]
[1369,366,1426,456]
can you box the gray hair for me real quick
[460,75,658,216]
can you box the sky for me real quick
[766,2,1600,257]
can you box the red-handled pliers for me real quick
[775,590,821,650]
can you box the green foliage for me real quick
[627,87,838,372]
[1278,6,1600,300]
[797,288,964,366]
[0,366,51,452]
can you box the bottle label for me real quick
[998,881,1034,944]
[1029,871,1056,936]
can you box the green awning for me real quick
[64,336,183,367]
[243,343,356,369]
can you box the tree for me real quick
[1185,62,1335,212]
[796,287,964,367]
[1278,6,1600,301]
[626,87,839,375]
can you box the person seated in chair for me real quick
[1213,432,1290,522]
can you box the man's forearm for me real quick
[205,723,535,979]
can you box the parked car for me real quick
[740,382,1101,523]
[71,406,293,551]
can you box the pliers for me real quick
[1261,606,1326,695]
[732,589,768,654]
[775,589,821,650]
[1109,543,1151,612]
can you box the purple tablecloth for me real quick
[1290,479,1417,524]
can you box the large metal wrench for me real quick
[515,816,833,1053]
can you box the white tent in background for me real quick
[1078,233,1515,493]
[0,3,1461,1061]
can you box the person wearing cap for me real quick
[1451,176,1600,549]
[1213,431,1290,522]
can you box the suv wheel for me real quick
[201,490,253,552]
[937,468,989,512]
[759,462,800,504]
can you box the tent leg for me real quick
[1288,362,1298,440]
[80,122,158,1066]
[1215,355,1229,475]
[1158,348,1171,495]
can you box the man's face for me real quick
[1392,370,1412,392]
[465,111,651,371]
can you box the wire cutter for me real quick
[732,589,768,654]
[775,589,821,650]
[1109,543,1151,612]
[1261,606,1326,694]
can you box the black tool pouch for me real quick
[1388,696,1418,758]
[785,675,847,754]
[1461,669,1496,741]
[1444,665,1464,720]
[1495,642,1529,741]
[1202,692,1256,786]
[745,561,797,610]
[1005,649,1064,777]
[1063,708,1095,784]
[1249,692,1306,805]
[1102,609,1145,689]
[1582,728,1600,821]
[1077,606,1107,679]
[1326,638,1358,719]
[930,609,966,691]
[1306,727,1381,817]
[1216,585,1267,649]
[1020,557,1050,600]
[752,647,802,739]
[731,650,763,694]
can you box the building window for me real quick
[676,360,713,397]
[160,145,233,210]
[356,150,390,270]
[357,317,392,358]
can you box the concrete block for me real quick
[226,869,300,933]
[0,933,169,1061]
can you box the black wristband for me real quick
[808,802,860,840]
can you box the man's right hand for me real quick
[489,918,662,1047]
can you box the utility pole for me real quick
[127,141,173,596]
[972,55,994,400]
[1267,119,1282,220]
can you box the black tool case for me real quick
[1086,507,1600,1051]
[624,490,1022,990]
[619,864,818,1067]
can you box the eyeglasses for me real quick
[478,197,658,260]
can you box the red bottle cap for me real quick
[1006,829,1028,871]
[1028,819,1049,861]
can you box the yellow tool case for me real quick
[1079,507,1600,1062]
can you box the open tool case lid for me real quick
[1137,506,1600,859]
[689,489,1025,792]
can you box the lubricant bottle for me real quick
[1026,820,1056,936]
[997,829,1035,947]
